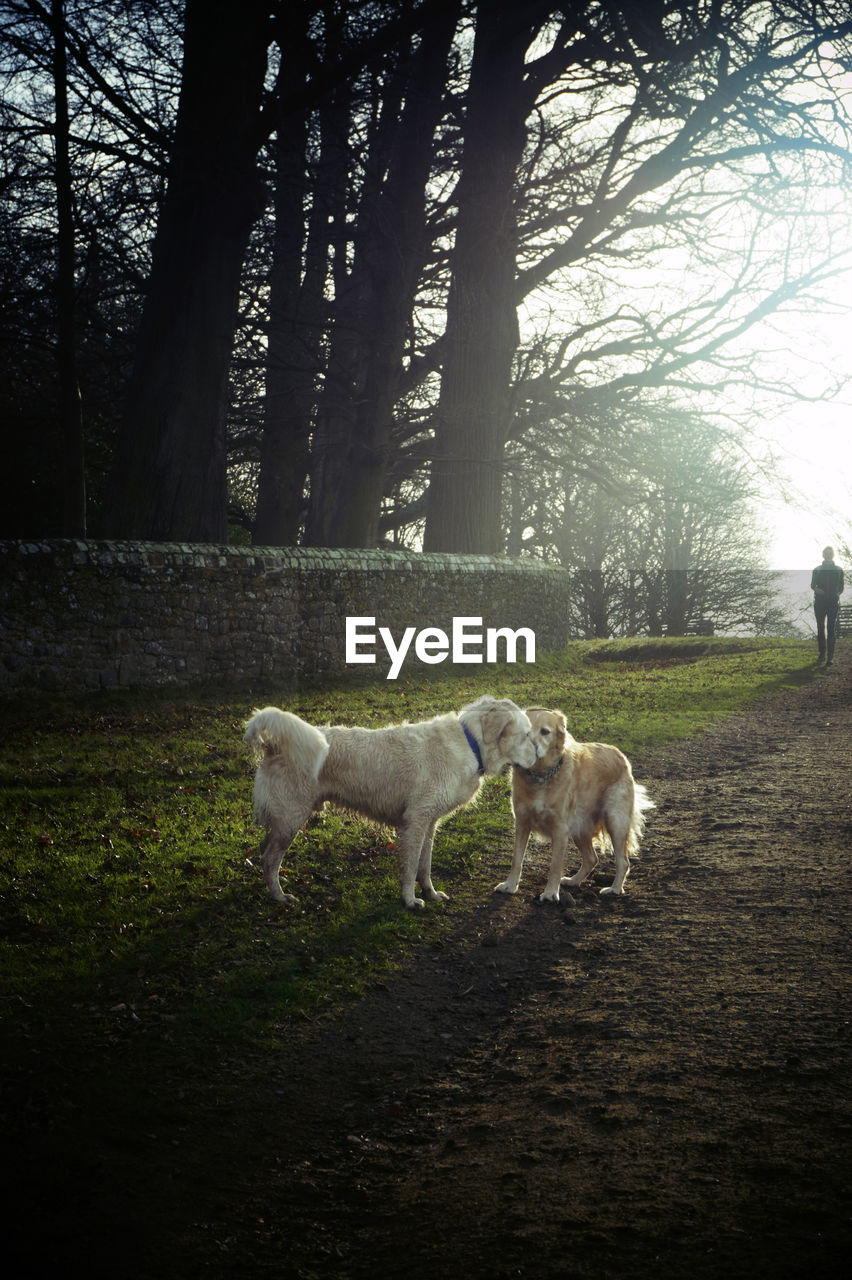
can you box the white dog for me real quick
[495,707,654,901]
[245,696,542,910]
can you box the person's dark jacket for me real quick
[811,562,844,601]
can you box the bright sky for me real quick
[758,295,852,572]
[763,418,850,571]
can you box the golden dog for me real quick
[495,707,653,900]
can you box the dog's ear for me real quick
[555,712,568,751]
[479,703,512,747]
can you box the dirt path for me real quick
[174,657,850,1280]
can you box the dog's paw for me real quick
[599,885,624,896]
[426,889,449,903]
[494,880,518,895]
[404,897,426,910]
[271,892,299,905]
[539,888,561,904]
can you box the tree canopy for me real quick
[1,0,850,626]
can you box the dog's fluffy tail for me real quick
[627,782,655,854]
[244,706,330,779]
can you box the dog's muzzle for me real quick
[513,737,540,769]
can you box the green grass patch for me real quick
[0,636,815,1037]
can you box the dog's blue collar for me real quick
[461,721,485,774]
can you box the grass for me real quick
[0,635,823,1275]
[0,635,815,1042]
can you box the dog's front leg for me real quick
[415,820,449,904]
[495,819,532,895]
[396,820,431,909]
[541,832,574,902]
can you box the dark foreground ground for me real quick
[4,659,851,1279]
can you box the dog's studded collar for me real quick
[522,756,564,785]
[461,722,485,774]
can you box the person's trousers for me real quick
[814,598,840,661]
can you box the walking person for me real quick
[811,546,844,665]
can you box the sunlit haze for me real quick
[759,289,852,571]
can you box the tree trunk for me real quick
[585,570,610,639]
[664,569,690,636]
[254,7,352,548]
[423,0,532,553]
[305,2,460,547]
[253,105,311,547]
[101,0,269,542]
[51,0,86,537]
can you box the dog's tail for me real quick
[627,782,655,854]
[244,707,330,779]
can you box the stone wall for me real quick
[0,540,571,695]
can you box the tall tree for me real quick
[253,5,324,549]
[508,402,789,636]
[303,0,461,547]
[101,0,271,541]
[1,0,179,536]
[2,0,850,553]
[423,0,536,553]
[49,0,85,536]
[423,0,852,552]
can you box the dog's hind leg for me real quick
[600,827,630,896]
[415,820,449,905]
[261,823,304,904]
[561,833,598,891]
[494,817,532,895]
